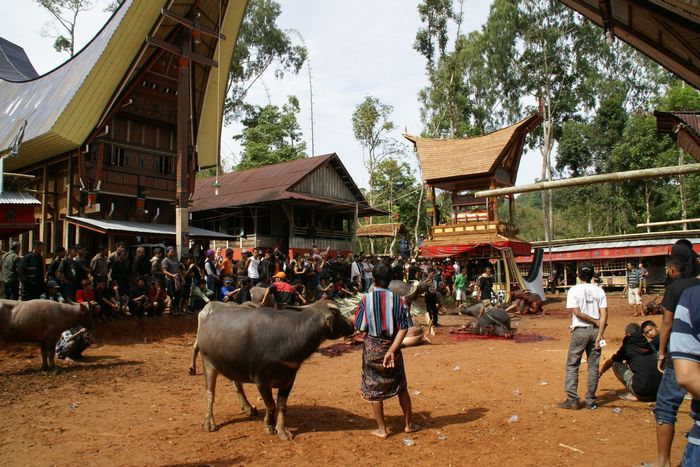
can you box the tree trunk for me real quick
[414,184,424,256]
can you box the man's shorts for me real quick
[627,287,642,305]
[455,289,466,301]
[612,361,636,394]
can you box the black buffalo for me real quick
[192,300,354,440]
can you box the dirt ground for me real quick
[0,294,694,467]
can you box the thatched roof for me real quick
[355,223,406,238]
[404,114,542,192]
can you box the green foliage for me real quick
[224,0,307,122]
[654,81,700,111]
[36,0,95,57]
[234,96,307,170]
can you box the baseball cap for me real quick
[273,271,286,279]
[206,249,215,257]
[46,280,59,288]
[224,278,233,284]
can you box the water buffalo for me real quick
[0,299,94,370]
[193,299,354,440]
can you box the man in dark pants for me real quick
[1,241,20,300]
[18,241,44,301]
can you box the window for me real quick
[110,147,127,167]
[156,155,174,175]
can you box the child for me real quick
[76,279,101,320]
[147,281,169,316]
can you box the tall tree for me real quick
[235,96,306,170]
[224,0,307,122]
[351,96,405,253]
[36,0,95,56]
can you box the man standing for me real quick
[131,246,150,286]
[559,262,608,410]
[58,246,78,302]
[18,241,45,301]
[354,263,418,438]
[653,244,700,467]
[162,246,183,316]
[1,241,20,300]
[624,261,643,317]
[454,269,467,308]
[670,283,700,466]
[90,245,109,285]
[477,266,495,305]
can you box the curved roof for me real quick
[0,38,38,81]
[0,0,246,171]
[404,114,542,191]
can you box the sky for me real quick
[1,0,544,190]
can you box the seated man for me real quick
[261,271,307,308]
[641,320,661,351]
[40,280,65,303]
[55,325,93,360]
[76,279,101,320]
[190,278,214,311]
[600,322,662,401]
[129,276,149,317]
[219,277,237,303]
[146,281,169,316]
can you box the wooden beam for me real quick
[475,163,700,197]
[146,36,218,67]
[637,218,700,228]
[161,9,227,40]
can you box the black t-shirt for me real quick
[424,290,439,310]
[661,277,700,314]
[611,334,662,398]
[478,275,494,299]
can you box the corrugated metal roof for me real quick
[404,114,541,189]
[0,38,38,81]
[191,154,377,213]
[66,216,232,239]
[0,191,40,204]
[540,238,697,254]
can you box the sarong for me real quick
[360,334,407,402]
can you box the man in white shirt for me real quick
[452,260,460,276]
[559,261,608,410]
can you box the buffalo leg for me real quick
[47,339,56,370]
[201,355,218,432]
[275,380,295,440]
[233,380,257,416]
[188,339,199,376]
[256,383,277,435]
[40,342,49,371]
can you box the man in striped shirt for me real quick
[355,263,419,438]
[670,284,700,466]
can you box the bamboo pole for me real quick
[636,218,700,228]
[475,164,700,198]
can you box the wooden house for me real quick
[191,154,384,258]
[404,113,542,259]
[0,0,247,253]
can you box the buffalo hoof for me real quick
[188,366,196,376]
[202,418,217,432]
[264,425,277,435]
[277,429,293,441]
[243,406,258,417]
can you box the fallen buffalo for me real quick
[0,299,94,370]
[193,299,355,440]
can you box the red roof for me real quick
[191,154,371,212]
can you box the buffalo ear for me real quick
[325,313,335,335]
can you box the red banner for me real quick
[421,240,531,258]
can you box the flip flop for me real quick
[619,392,638,401]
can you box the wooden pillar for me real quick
[175,52,190,258]
[431,186,437,226]
[508,194,514,226]
[65,150,75,246]
[40,162,48,245]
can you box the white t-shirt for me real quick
[453,262,460,275]
[566,282,607,329]
[248,258,261,279]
